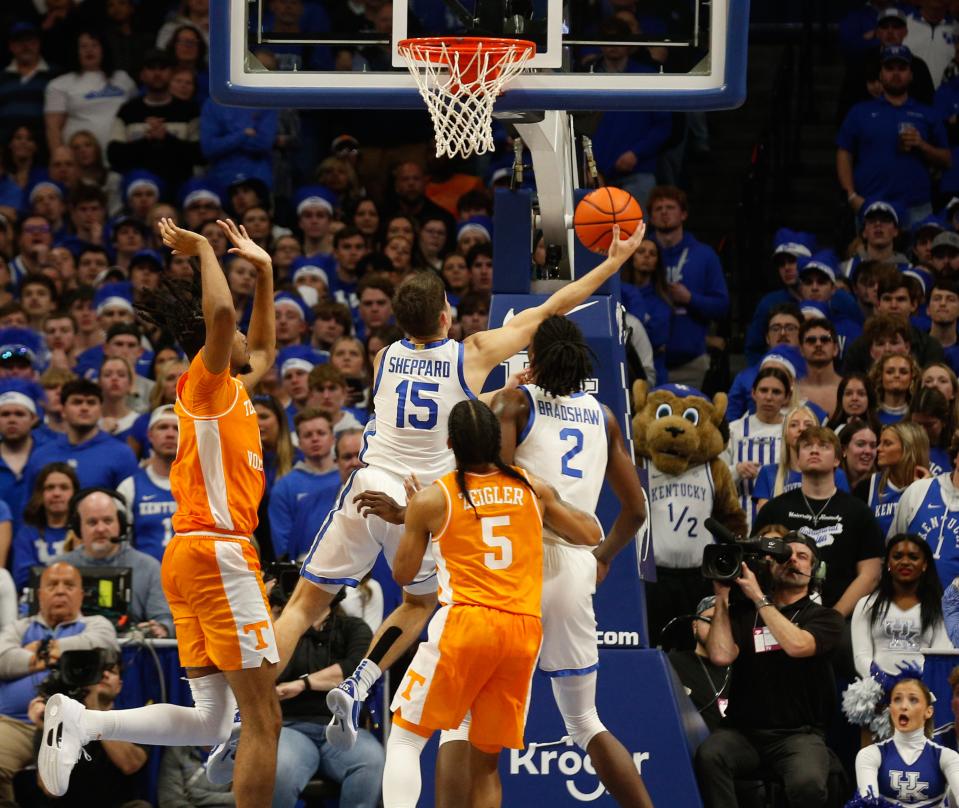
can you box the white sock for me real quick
[351,658,382,701]
[83,673,237,746]
[383,725,429,808]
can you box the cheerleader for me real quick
[722,366,791,530]
[853,677,959,807]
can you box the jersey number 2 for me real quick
[560,428,584,479]
[395,380,439,429]
[482,515,513,570]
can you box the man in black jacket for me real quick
[693,533,845,808]
[272,587,384,808]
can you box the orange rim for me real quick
[397,36,537,66]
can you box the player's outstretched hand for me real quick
[217,218,272,271]
[607,220,647,265]
[354,490,405,524]
[158,217,206,256]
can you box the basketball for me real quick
[573,187,644,254]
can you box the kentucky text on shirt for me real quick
[536,400,602,425]
[386,357,452,377]
[649,481,708,502]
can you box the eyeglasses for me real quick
[24,224,51,234]
[768,323,799,334]
[803,335,834,345]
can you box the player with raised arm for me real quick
[268,222,645,755]
[383,398,603,808]
[39,219,281,808]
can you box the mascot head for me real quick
[632,381,727,476]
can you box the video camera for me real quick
[265,561,301,608]
[701,518,792,583]
[37,648,118,702]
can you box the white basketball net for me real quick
[398,38,535,159]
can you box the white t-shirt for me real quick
[44,70,136,156]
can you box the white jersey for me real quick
[645,460,717,569]
[513,385,608,546]
[360,337,474,483]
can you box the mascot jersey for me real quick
[891,473,959,590]
[856,729,959,807]
[642,458,717,568]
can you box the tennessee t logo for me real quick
[242,620,271,650]
[401,670,426,700]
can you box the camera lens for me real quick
[712,547,741,579]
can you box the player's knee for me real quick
[188,674,236,745]
[562,707,607,752]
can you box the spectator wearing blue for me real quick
[9,214,54,288]
[295,185,338,259]
[27,179,68,242]
[842,200,911,281]
[930,230,959,280]
[54,489,172,637]
[621,236,673,384]
[838,0,888,60]
[287,428,364,563]
[0,380,45,542]
[838,8,936,122]
[13,462,78,591]
[0,327,43,382]
[199,97,278,190]
[115,405,177,563]
[0,23,53,146]
[838,46,951,227]
[744,229,816,365]
[912,213,947,269]
[0,561,118,803]
[328,227,370,314]
[290,257,331,301]
[928,277,959,374]
[179,178,224,231]
[120,171,163,223]
[647,185,729,387]
[269,409,339,561]
[306,364,367,435]
[455,215,493,257]
[796,251,864,360]
[24,378,138,494]
[278,344,328,428]
[728,304,803,422]
[275,291,314,351]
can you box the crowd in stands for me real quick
[13,0,959,805]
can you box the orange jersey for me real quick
[433,468,543,617]
[170,352,265,537]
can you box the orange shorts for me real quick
[161,534,279,671]
[391,604,541,750]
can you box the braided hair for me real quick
[449,399,533,517]
[530,315,596,397]
[134,273,206,360]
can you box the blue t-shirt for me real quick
[621,281,672,385]
[837,95,948,209]
[122,468,177,562]
[12,524,68,590]
[752,465,851,502]
[931,446,954,477]
[865,473,906,539]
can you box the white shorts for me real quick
[539,541,599,676]
[300,466,438,596]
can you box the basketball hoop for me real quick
[397,36,536,159]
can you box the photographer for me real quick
[0,562,117,802]
[270,568,384,808]
[30,650,150,806]
[694,533,844,808]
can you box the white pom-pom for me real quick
[842,677,885,726]
[869,707,892,741]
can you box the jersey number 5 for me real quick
[395,380,439,429]
[482,515,513,570]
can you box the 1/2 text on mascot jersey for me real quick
[387,357,452,377]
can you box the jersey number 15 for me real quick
[395,380,439,429]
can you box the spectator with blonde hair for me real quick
[870,352,922,425]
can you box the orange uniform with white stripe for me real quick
[161,352,278,671]
[391,468,544,750]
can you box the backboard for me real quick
[210,0,749,112]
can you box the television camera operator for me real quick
[694,530,845,808]
[0,562,117,802]
[268,563,385,808]
[28,647,150,806]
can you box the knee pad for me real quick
[562,707,607,752]
[188,673,236,745]
[439,714,471,746]
[551,674,607,751]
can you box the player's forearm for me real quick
[245,260,276,355]
[593,507,644,566]
[197,241,235,326]
[543,252,630,316]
